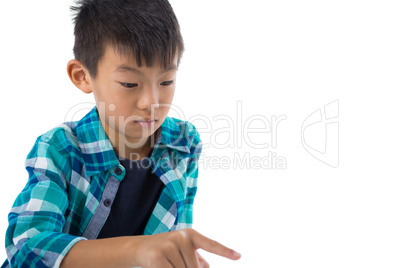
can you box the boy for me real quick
[1,0,240,267]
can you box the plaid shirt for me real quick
[1,106,202,268]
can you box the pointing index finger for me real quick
[190,231,241,261]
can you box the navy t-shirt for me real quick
[97,149,165,238]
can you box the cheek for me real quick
[159,87,175,103]
[93,82,117,106]
[100,108,119,129]
[158,106,170,118]
[156,88,175,116]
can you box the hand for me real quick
[131,228,241,268]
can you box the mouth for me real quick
[134,119,158,128]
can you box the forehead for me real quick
[100,44,178,72]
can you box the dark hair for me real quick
[70,0,184,79]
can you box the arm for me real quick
[60,236,135,268]
[4,137,87,267]
[61,229,240,268]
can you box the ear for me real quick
[67,59,93,94]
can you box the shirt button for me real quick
[114,167,122,175]
[103,199,112,207]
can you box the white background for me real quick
[0,1,401,267]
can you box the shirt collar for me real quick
[75,106,190,177]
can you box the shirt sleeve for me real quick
[4,136,87,267]
[177,122,203,229]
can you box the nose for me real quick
[137,83,159,111]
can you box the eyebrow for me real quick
[114,64,178,75]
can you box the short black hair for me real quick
[70,0,184,79]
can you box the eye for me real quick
[120,82,138,88]
[160,80,174,86]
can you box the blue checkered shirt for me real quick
[1,106,202,267]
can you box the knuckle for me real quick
[175,229,189,242]
[181,228,194,235]
[163,240,177,251]
[149,249,162,259]
[186,227,197,236]
[148,250,164,266]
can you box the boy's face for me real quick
[87,45,178,156]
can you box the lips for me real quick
[135,119,157,122]
[134,118,158,122]
[134,119,157,128]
